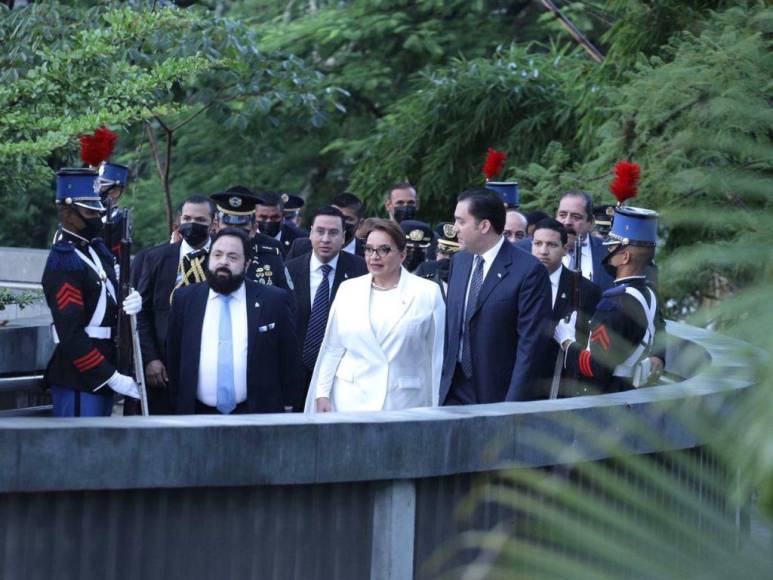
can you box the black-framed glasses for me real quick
[363,245,394,258]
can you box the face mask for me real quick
[258,220,281,237]
[205,266,245,295]
[343,221,356,243]
[602,247,619,279]
[178,222,210,247]
[75,209,104,241]
[393,205,417,223]
[404,247,426,272]
[436,258,451,283]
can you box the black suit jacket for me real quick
[440,242,552,404]
[166,280,303,413]
[286,237,365,260]
[534,266,602,399]
[137,242,183,364]
[285,251,368,349]
[277,222,308,257]
[517,236,614,291]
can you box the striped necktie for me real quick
[302,264,333,370]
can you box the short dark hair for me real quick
[360,217,406,251]
[183,194,216,218]
[312,205,345,231]
[533,217,568,246]
[560,190,594,221]
[210,226,250,260]
[457,188,506,234]
[256,190,284,209]
[331,192,364,218]
[387,181,415,201]
[525,210,550,227]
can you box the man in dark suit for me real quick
[285,206,368,399]
[166,227,302,414]
[286,192,366,259]
[440,188,552,405]
[137,195,216,412]
[530,218,601,399]
[255,190,308,257]
[518,190,614,291]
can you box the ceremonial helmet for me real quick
[97,162,130,195]
[55,168,104,211]
[603,160,657,247]
[485,181,520,209]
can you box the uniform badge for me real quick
[281,193,289,204]
[442,223,456,239]
[229,196,242,209]
[409,229,425,242]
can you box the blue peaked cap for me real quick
[55,168,104,211]
[604,205,658,247]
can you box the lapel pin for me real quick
[255,302,260,308]
[560,292,566,299]
[344,273,349,279]
[497,272,502,279]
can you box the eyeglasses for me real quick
[504,230,526,241]
[364,245,394,258]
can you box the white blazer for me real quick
[304,269,445,413]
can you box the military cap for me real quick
[211,185,260,227]
[400,220,433,248]
[485,181,520,208]
[434,222,460,253]
[55,168,104,211]
[96,162,129,195]
[604,206,658,247]
[282,194,304,218]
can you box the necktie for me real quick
[302,264,333,370]
[216,294,236,414]
[461,256,484,377]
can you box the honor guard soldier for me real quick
[554,205,665,393]
[97,160,130,256]
[211,186,294,291]
[42,168,143,416]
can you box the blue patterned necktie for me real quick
[302,264,333,370]
[216,294,236,414]
[461,255,484,378]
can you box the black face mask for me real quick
[404,247,426,272]
[205,266,245,295]
[343,221,356,244]
[75,209,104,241]
[178,222,210,247]
[436,258,451,283]
[258,219,281,238]
[393,205,417,223]
[602,247,619,279]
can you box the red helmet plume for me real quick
[80,127,118,167]
[482,148,507,180]
[609,160,640,204]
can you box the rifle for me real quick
[549,234,583,399]
[116,209,149,416]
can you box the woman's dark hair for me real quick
[457,188,506,234]
[360,218,406,251]
[533,217,568,246]
[210,226,250,260]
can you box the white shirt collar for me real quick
[310,251,339,272]
[207,281,246,303]
[549,264,563,287]
[342,237,357,254]
[478,235,505,265]
[180,237,211,257]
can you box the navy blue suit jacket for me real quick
[440,241,552,403]
[517,235,614,291]
[166,280,303,414]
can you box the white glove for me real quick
[108,372,140,399]
[122,290,142,316]
[554,311,577,348]
[114,264,120,280]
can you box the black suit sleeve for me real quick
[165,287,184,410]
[137,250,162,364]
[278,289,304,409]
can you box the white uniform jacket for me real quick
[304,269,445,413]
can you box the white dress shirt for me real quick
[459,236,505,362]
[562,235,593,282]
[309,252,339,308]
[196,283,248,407]
[179,237,211,263]
[342,237,357,255]
[549,265,563,309]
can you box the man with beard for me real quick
[137,195,215,412]
[166,227,302,414]
[255,190,308,257]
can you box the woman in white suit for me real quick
[305,218,445,413]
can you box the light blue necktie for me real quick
[216,294,236,414]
